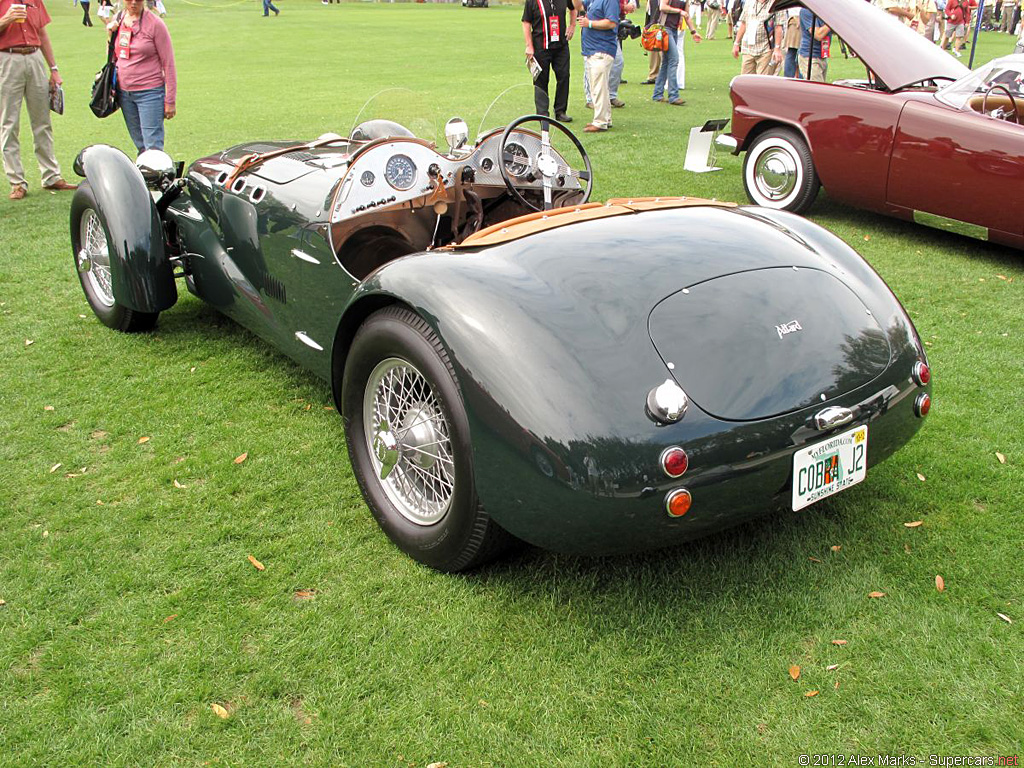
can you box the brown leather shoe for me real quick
[583,124,608,133]
[43,179,78,191]
[668,98,687,106]
[9,186,27,200]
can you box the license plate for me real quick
[792,425,868,511]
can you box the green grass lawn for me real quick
[1,2,1022,764]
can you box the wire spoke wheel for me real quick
[79,209,115,307]
[363,357,456,526]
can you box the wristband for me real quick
[50,65,59,71]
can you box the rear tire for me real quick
[342,306,512,572]
[70,182,158,332]
[742,128,820,214]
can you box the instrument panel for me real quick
[331,129,584,224]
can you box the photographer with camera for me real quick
[523,0,579,122]
[579,0,619,131]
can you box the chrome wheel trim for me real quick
[362,357,456,526]
[746,138,803,208]
[79,209,115,307]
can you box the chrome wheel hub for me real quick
[79,209,114,307]
[363,358,455,526]
[754,147,798,202]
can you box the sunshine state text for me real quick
[798,756,1019,767]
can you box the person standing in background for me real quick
[782,6,801,77]
[732,0,782,74]
[704,0,722,39]
[0,0,77,199]
[80,0,93,26]
[110,0,177,152]
[651,0,700,105]
[523,0,577,122]
[797,6,830,82]
[579,0,618,131]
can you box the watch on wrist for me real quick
[50,65,59,71]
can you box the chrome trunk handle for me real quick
[814,406,854,432]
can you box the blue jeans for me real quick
[784,47,803,78]
[119,86,165,153]
[263,0,278,14]
[652,28,679,102]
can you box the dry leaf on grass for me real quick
[138,436,150,444]
[997,274,1008,280]
[163,614,177,623]
[42,531,49,538]
[831,545,842,552]
[904,520,924,528]
[190,366,196,373]
[173,479,186,489]
[478,699,489,708]
[804,690,819,698]
[788,664,800,681]
[91,430,107,440]
[997,613,1012,624]
[234,452,248,464]
[43,405,54,411]
[427,763,449,768]
[935,575,945,592]
[210,703,230,719]
[904,544,912,554]
[24,339,34,347]
[915,472,926,482]
[247,554,265,571]
[0,599,6,607]
[832,639,848,646]
[809,556,822,563]
[834,679,841,690]
[868,591,886,598]
[293,589,316,600]
[826,664,839,671]
[996,452,1006,464]
[49,463,61,473]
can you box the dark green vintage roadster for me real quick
[70,112,931,571]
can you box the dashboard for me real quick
[329,129,585,224]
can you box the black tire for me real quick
[70,182,158,332]
[342,306,512,572]
[742,127,820,214]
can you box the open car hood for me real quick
[771,0,968,91]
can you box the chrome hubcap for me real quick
[79,209,114,307]
[754,147,798,202]
[363,358,455,526]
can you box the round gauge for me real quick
[503,142,530,177]
[384,154,417,191]
[480,157,494,173]
[360,170,375,187]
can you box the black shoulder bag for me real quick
[89,18,121,118]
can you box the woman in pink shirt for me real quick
[108,0,176,152]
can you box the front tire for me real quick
[70,182,158,332]
[342,306,512,572]
[742,127,820,214]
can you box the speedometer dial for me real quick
[385,154,417,191]
[503,142,530,178]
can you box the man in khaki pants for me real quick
[732,0,783,75]
[0,0,76,200]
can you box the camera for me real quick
[617,19,641,41]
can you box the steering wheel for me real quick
[982,83,1019,122]
[498,115,593,212]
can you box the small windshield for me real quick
[936,54,1024,110]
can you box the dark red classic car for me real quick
[727,0,1024,250]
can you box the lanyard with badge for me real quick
[117,21,132,60]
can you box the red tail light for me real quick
[913,361,930,386]
[660,447,689,478]
[914,393,931,418]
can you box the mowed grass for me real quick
[1,2,1022,764]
